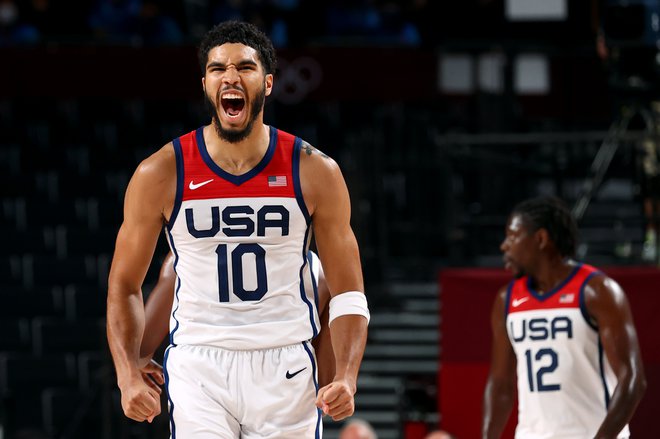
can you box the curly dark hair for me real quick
[197,21,276,75]
[512,196,578,258]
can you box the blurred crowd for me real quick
[0,0,438,47]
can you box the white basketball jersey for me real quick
[505,263,629,439]
[165,126,321,350]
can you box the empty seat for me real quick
[0,318,30,352]
[0,255,23,287]
[31,317,104,355]
[0,143,20,175]
[60,227,117,257]
[0,287,63,318]
[77,350,108,391]
[27,254,99,289]
[0,352,76,435]
[0,198,25,230]
[22,198,87,230]
[0,174,37,198]
[0,352,76,397]
[64,286,106,319]
[55,173,113,201]
[41,386,104,438]
[3,229,57,256]
[85,197,123,230]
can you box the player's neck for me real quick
[531,257,575,295]
[204,123,270,175]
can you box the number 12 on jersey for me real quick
[216,243,268,302]
[525,348,560,392]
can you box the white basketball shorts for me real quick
[163,341,322,438]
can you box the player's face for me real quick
[202,43,273,143]
[500,213,535,278]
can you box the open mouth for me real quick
[221,93,245,118]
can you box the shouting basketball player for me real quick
[106,20,369,438]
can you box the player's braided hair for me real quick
[512,196,578,258]
[198,20,277,75]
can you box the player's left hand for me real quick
[140,359,165,393]
[315,378,356,421]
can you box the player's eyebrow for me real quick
[207,59,258,70]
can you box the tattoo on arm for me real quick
[302,141,329,159]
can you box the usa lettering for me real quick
[185,205,290,238]
[510,317,573,342]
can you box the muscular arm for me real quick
[585,276,647,439]
[311,257,336,388]
[482,286,517,439]
[106,145,175,422]
[140,252,176,362]
[300,143,367,421]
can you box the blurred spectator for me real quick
[339,417,378,439]
[89,0,183,45]
[0,0,39,45]
[211,0,246,25]
[424,430,457,439]
[1,0,439,47]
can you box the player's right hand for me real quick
[119,374,161,423]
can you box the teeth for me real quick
[223,93,242,100]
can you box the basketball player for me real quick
[137,251,336,388]
[482,196,647,438]
[106,20,369,438]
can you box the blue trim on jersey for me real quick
[579,271,601,331]
[526,263,582,301]
[292,136,311,224]
[165,227,181,346]
[308,251,320,314]
[167,137,185,231]
[302,341,322,439]
[163,345,176,439]
[195,125,277,186]
[598,338,611,408]
[504,281,514,319]
[299,225,318,337]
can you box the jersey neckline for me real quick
[195,125,278,186]
[525,262,582,302]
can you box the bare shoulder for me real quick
[133,142,176,182]
[299,140,346,213]
[585,272,626,302]
[125,142,177,220]
[584,272,629,318]
[299,140,339,175]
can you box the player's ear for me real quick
[536,228,550,251]
[202,76,206,92]
[265,73,273,96]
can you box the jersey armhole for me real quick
[166,137,184,231]
[579,271,603,331]
[292,136,311,224]
[504,281,514,320]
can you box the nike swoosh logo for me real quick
[512,297,530,307]
[189,179,214,190]
[286,367,307,379]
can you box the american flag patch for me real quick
[268,175,287,187]
[559,293,574,303]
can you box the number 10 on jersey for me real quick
[216,243,268,302]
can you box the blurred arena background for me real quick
[1,0,660,438]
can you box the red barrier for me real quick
[439,267,660,439]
